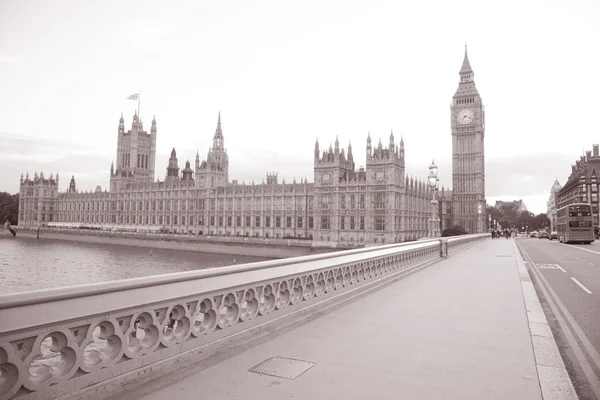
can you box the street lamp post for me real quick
[428,160,440,238]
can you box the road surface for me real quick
[516,237,600,400]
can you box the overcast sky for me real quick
[1,0,599,214]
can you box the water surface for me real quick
[0,237,272,294]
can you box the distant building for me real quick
[494,200,528,213]
[546,179,562,231]
[557,145,600,227]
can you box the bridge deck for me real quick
[105,239,543,400]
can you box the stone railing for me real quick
[0,234,486,400]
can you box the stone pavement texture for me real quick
[121,239,544,400]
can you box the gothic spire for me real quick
[213,111,224,150]
[460,45,473,75]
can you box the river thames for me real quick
[0,237,273,294]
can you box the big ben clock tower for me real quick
[451,46,486,234]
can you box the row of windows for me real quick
[55,197,319,212]
[27,212,432,233]
[318,216,395,231]
[456,97,475,104]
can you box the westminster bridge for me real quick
[0,234,569,400]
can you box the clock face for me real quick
[457,108,475,124]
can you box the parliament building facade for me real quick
[18,50,486,243]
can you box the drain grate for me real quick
[249,356,316,380]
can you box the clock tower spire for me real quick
[451,46,486,234]
[459,45,473,80]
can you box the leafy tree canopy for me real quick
[0,192,19,225]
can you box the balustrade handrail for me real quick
[0,238,447,313]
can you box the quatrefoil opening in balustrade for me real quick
[343,268,352,287]
[239,289,259,322]
[290,278,303,305]
[217,293,240,329]
[304,275,316,300]
[192,298,218,336]
[259,285,276,315]
[126,312,159,356]
[325,271,335,293]
[27,332,77,388]
[315,273,326,297]
[334,270,344,290]
[276,281,291,310]
[81,322,122,372]
[162,305,191,346]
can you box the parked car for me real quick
[550,231,558,240]
[539,231,550,239]
[530,231,539,238]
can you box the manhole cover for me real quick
[249,356,315,379]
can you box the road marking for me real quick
[560,245,600,257]
[536,263,566,272]
[571,277,593,294]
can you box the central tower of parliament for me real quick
[18,49,486,241]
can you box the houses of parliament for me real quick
[17,49,487,244]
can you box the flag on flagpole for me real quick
[127,93,139,100]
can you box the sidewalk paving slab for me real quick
[119,238,544,400]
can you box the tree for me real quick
[442,224,468,237]
[516,210,534,231]
[486,205,502,227]
[497,215,515,229]
[0,192,19,225]
[498,202,520,220]
[530,213,551,231]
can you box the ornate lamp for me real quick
[428,160,439,190]
[428,160,440,238]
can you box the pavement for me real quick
[517,237,600,400]
[106,238,574,400]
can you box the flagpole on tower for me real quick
[138,90,141,119]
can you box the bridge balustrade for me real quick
[0,234,486,400]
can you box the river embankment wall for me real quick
[12,228,345,258]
